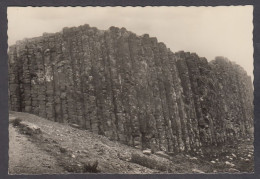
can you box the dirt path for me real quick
[8,124,66,174]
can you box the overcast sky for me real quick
[8,6,253,78]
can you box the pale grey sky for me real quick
[8,6,253,78]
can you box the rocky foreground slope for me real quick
[9,112,254,174]
[8,24,253,153]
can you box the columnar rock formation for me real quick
[8,24,253,153]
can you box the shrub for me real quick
[83,160,100,173]
[11,118,22,127]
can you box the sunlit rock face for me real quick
[8,24,253,153]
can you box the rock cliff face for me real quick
[8,24,253,153]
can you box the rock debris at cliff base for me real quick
[8,24,254,154]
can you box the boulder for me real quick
[142,149,152,155]
[19,121,41,135]
[155,151,171,159]
[228,168,240,173]
[192,168,205,173]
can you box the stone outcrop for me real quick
[8,24,254,153]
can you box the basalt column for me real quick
[8,24,254,153]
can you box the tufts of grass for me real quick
[63,160,100,173]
